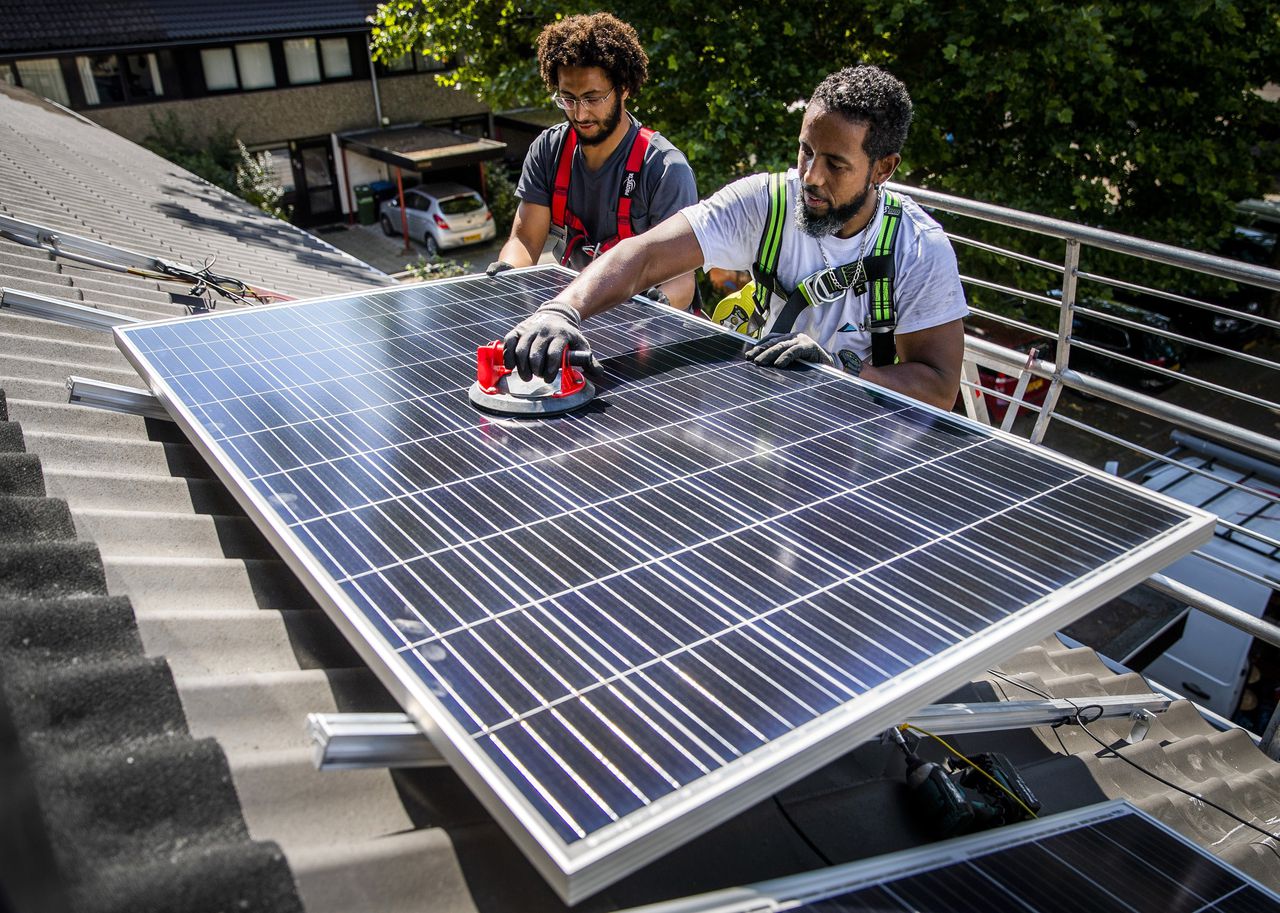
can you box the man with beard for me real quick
[488,13,699,310]
[503,65,968,410]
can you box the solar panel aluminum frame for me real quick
[616,800,1280,913]
[114,267,1216,903]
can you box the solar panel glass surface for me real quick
[625,802,1280,913]
[115,267,1213,901]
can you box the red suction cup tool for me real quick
[468,341,597,416]
[476,341,511,395]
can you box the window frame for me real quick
[74,52,166,107]
[199,41,278,94]
[377,48,456,78]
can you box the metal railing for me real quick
[888,181,1280,753]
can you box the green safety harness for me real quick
[712,172,904,367]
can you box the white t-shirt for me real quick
[682,169,968,362]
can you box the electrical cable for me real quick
[1,226,291,307]
[897,723,1039,821]
[773,796,834,866]
[985,669,1280,845]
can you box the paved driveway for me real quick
[315,221,551,278]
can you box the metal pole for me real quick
[341,144,355,225]
[1146,573,1280,650]
[365,36,383,127]
[396,167,411,254]
[1030,238,1079,444]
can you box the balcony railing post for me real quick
[1030,239,1081,444]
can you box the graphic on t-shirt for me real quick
[839,322,861,333]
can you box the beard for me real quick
[571,92,624,147]
[795,178,875,237]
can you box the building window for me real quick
[15,58,70,106]
[284,37,354,86]
[200,42,276,92]
[382,51,452,75]
[235,42,275,89]
[284,38,321,85]
[74,53,164,106]
[319,38,352,78]
[200,48,237,90]
[126,54,164,98]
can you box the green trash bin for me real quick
[354,184,376,225]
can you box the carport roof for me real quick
[339,125,507,173]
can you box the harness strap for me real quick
[550,128,577,228]
[869,192,903,366]
[552,125,655,264]
[613,126,654,243]
[749,173,788,329]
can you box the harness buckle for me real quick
[801,268,848,304]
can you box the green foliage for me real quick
[142,112,238,192]
[369,0,1280,277]
[485,161,519,237]
[405,254,472,281]
[143,114,290,221]
[233,142,291,221]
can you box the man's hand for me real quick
[503,301,602,382]
[745,332,834,368]
[485,259,515,277]
[640,286,670,307]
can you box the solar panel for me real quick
[114,266,1214,902]
[623,800,1280,913]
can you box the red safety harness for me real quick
[550,124,654,265]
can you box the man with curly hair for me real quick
[487,13,699,310]
[504,64,968,410]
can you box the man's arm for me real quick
[560,213,703,318]
[653,272,695,310]
[497,200,553,268]
[859,318,965,410]
[504,213,705,380]
[644,148,700,310]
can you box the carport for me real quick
[338,125,507,253]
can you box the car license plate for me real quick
[1026,378,1044,392]
[463,233,481,243]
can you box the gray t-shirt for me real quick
[683,169,968,362]
[517,115,698,270]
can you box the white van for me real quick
[1122,434,1279,724]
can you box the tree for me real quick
[369,0,1279,260]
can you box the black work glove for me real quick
[503,300,602,383]
[485,259,515,277]
[745,332,834,368]
[640,286,671,307]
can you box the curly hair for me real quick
[810,65,913,163]
[536,13,648,97]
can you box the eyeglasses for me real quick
[551,87,615,111]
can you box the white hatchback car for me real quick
[379,182,496,255]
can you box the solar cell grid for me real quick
[116,267,1213,901]
[628,803,1280,913]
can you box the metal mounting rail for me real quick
[67,376,171,421]
[307,693,1174,771]
[1,287,140,332]
[0,212,195,275]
